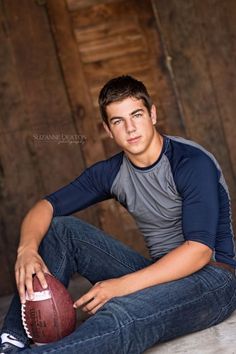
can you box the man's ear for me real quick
[151,104,157,125]
[103,121,113,139]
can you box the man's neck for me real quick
[126,132,163,168]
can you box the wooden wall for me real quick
[0,0,93,294]
[0,0,235,295]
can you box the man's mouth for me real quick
[127,136,141,144]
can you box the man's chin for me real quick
[124,147,145,158]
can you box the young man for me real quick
[1,75,236,353]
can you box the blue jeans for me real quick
[2,216,236,353]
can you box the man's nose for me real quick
[125,118,136,134]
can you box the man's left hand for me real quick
[73,277,129,314]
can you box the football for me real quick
[21,273,76,344]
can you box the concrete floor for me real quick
[145,312,236,354]
[1,276,236,353]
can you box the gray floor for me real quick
[1,276,236,353]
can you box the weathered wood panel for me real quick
[0,0,90,295]
[195,0,236,177]
[153,0,236,231]
[67,0,123,11]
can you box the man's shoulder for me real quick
[84,151,124,189]
[167,135,208,153]
[165,135,221,185]
[166,135,218,165]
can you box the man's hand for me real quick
[73,277,130,315]
[15,248,50,304]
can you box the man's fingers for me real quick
[42,264,51,275]
[15,268,20,288]
[35,268,48,289]
[74,290,96,309]
[81,297,101,313]
[88,302,104,315]
[18,268,26,304]
[25,271,35,301]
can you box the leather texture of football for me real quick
[21,273,76,344]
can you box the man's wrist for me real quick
[17,242,38,255]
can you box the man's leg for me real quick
[1,216,152,346]
[21,264,236,354]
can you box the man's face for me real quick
[103,97,157,160]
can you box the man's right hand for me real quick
[15,248,50,304]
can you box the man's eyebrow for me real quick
[130,108,144,116]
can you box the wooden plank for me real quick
[0,0,90,188]
[0,130,42,295]
[46,0,106,165]
[75,32,147,63]
[154,0,236,232]
[196,0,236,233]
[196,0,236,178]
[0,0,97,295]
[73,19,141,42]
[66,0,123,11]
[0,4,26,135]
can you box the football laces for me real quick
[21,303,32,339]
[21,290,51,339]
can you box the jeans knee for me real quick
[50,216,80,241]
[102,298,132,326]
[51,216,89,232]
[40,216,75,252]
[46,216,90,252]
[51,215,77,228]
[39,217,77,282]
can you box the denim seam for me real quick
[53,221,142,273]
[117,274,235,326]
[75,238,140,271]
[50,222,75,277]
[29,328,123,353]
[29,320,142,353]
[134,277,235,324]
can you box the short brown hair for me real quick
[98,75,153,125]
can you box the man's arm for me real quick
[15,159,117,304]
[119,240,212,290]
[15,199,53,303]
[74,240,212,314]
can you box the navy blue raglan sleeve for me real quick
[44,153,123,216]
[175,152,220,249]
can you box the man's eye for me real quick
[113,120,121,125]
[134,113,142,118]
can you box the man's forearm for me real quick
[18,199,53,253]
[120,240,212,294]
